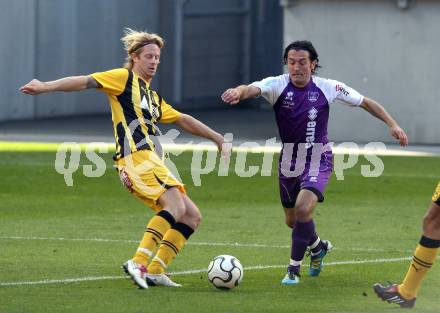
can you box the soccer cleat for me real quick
[309,240,333,277]
[373,283,416,308]
[122,259,148,289]
[145,273,182,287]
[281,269,300,285]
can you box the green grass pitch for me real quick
[0,145,439,313]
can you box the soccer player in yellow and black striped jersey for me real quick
[374,181,440,308]
[20,28,227,289]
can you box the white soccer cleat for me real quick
[122,259,148,289]
[145,273,182,287]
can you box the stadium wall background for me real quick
[0,0,281,119]
[282,0,440,144]
[1,0,439,144]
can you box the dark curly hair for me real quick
[283,40,321,74]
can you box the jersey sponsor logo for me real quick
[335,84,350,97]
[308,91,319,102]
[306,107,318,148]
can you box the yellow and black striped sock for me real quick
[132,210,176,266]
[147,223,194,274]
[398,236,440,299]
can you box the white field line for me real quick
[0,236,412,253]
[0,256,416,287]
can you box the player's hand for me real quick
[221,88,241,105]
[19,79,48,95]
[390,125,408,146]
[214,134,232,162]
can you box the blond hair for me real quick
[121,28,164,70]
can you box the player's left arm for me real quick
[360,97,408,146]
[174,114,226,152]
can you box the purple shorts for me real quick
[278,154,333,208]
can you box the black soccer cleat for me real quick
[373,283,416,308]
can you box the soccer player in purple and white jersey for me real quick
[221,40,408,285]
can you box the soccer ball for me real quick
[207,255,243,290]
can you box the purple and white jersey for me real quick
[251,74,364,177]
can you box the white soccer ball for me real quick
[207,255,243,290]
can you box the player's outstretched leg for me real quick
[374,186,440,308]
[147,193,200,287]
[309,239,333,276]
[373,235,440,308]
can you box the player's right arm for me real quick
[221,85,261,105]
[20,76,99,95]
[222,75,288,106]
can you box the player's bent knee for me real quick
[179,195,202,229]
[423,209,440,232]
[295,210,310,222]
[187,205,202,227]
[164,205,186,221]
[179,211,201,230]
[424,199,440,238]
[191,206,202,228]
[294,203,314,222]
[193,212,202,229]
[423,203,440,224]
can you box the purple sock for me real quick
[309,229,324,255]
[291,220,316,264]
[309,231,318,246]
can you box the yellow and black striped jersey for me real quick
[90,68,181,160]
[433,181,440,205]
